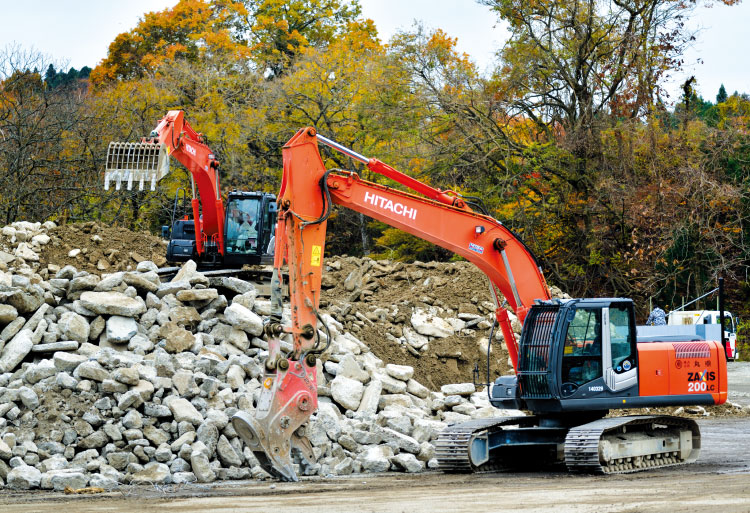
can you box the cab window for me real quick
[561,308,602,387]
[609,305,635,372]
[261,200,275,253]
[226,198,260,254]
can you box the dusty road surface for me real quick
[728,361,750,407]
[2,417,749,513]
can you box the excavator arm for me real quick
[104,110,225,257]
[231,127,551,481]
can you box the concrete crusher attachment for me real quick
[104,141,170,191]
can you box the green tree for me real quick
[44,64,57,86]
[43,64,91,89]
[717,84,728,104]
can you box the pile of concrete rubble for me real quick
[0,221,520,490]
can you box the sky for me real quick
[1,0,748,102]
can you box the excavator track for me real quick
[564,415,701,474]
[435,416,533,472]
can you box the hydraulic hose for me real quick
[486,319,498,402]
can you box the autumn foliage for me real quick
[1,0,749,318]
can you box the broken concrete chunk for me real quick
[79,291,146,317]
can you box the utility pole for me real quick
[719,277,726,357]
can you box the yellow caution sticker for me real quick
[263,377,273,389]
[311,245,322,266]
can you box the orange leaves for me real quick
[90,0,249,86]
[424,29,470,69]
[90,0,365,84]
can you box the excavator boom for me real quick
[276,128,550,362]
[232,127,551,480]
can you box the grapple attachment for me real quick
[104,141,170,191]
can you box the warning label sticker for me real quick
[311,245,322,266]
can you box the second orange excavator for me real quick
[104,110,277,267]
[231,127,728,481]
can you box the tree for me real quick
[484,0,703,155]
[428,0,744,302]
[717,84,728,104]
[89,0,250,85]
[83,73,184,230]
[43,64,91,89]
[89,0,364,85]
[246,0,363,77]
[44,64,57,85]
[144,53,267,190]
[252,20,418,254]
[0,46,95,224]
[389,25,504,189]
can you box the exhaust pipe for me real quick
[104,141,170,191]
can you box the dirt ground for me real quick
[39,222,167,273]
[3,417,749,513]
[320,258,512,388]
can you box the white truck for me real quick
[667,310,738,360]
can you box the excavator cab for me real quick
[494,296,728,415]
[222,191,277,267]
[164,190,277,267]
[493,299,640,413]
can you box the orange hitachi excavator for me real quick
[104,110,277,267]
[231,127,728,481]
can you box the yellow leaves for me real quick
[260,23,390,143]
[248,0,362,76]
[716,94,750,131]
[425,29,458,60]
[91,0,249,85]
[588,248,605,266]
